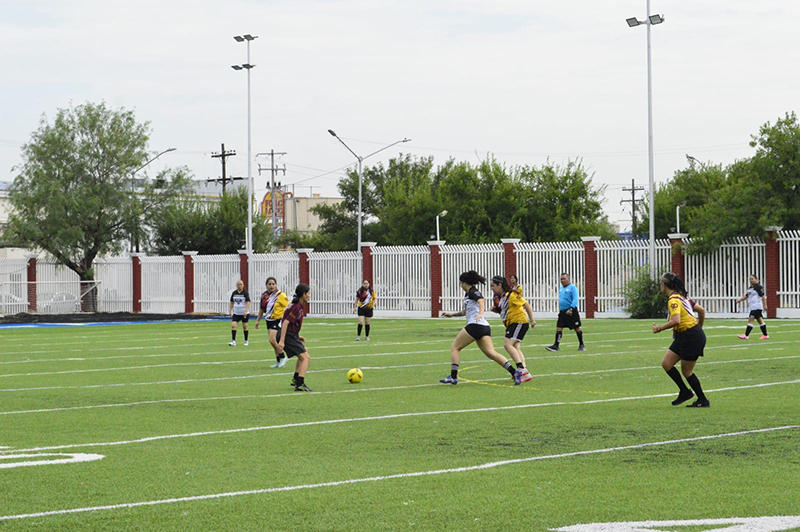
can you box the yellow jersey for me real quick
[261,290,289,320]
[500,290,528,327]
[668,293,697,332]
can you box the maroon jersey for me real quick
[282,301,305,334]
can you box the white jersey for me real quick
[746,284,764,311]
[463,286,489,326]
[230,289,251,315]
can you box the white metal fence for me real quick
[778,230,800,315]
[440,244,504,313]
[250,252,300,312]
[140,256,185,314]
[0,258,29,315]
[595,239,671,316]
[36,260,81,314]
[685,237,765,317]
[372,246,430,313]
[193,254,240,314]
[308,251,361,315]
[95,257,132,312]
[516,242,585,314]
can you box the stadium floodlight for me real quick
[327,131,411,251]
[626,0,665,279]
[436,210,448,241]
[232,33,258,256]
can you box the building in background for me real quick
[261,190,343,235]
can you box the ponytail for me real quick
[661,272,688,298]
[459,270,486,286]
[490,275,512,293]
[292,283,310,304]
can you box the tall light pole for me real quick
[436,210,448,241]
[232,34,257,255]
[627,3,664,278]
[327,130,411,251]
[130,147,177,253]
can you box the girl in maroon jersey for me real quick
[277,283,313,392]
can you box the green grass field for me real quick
[1,317,799,531]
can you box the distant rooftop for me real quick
[0,181,11,192]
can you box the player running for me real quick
[736,274,769,339]
[255,277,291,368]
[278,283,313,392]
[490,276,535,385]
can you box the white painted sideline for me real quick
[0,425,796,522]
[551,516,800,531]
[0,453,104,469]
[3,379,798,456]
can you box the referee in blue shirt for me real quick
[546,273,586,352]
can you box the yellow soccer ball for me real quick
[347,368,363,384]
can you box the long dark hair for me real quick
[265,276,277,290]
[490,275,512,293]
[459,270,486,286]
[661,272,688,298]
[292,283,310,304]
[357,280,371,296]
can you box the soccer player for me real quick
[439,271,520,385]
[546,273,585,352]
[490,276,536,385]
[228,280,251,346]
[277,283,313,392]
[354,279,377,341]
[653,272,710,408]
[255,277,290,368]
[736,274,769,339]
[509,274,523,296]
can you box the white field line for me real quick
[3,355,800,416]
[0,424,796,522]
[3,379,798,456]
[4,336,800,379]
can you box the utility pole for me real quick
[257,150,287,238]
[621,179,645,237]
[207,143,238,195]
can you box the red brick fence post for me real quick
[428,240,445,318]
[182,251,198,314]
[297,248,313,315]
[765,226,782,319]
[581,237,601,319]
[667,233,689,280]
[501,238,519,280]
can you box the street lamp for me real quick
[130,147,177,252]
[436,210,448,241]
[627,2,665,279]
[327,130,411,251]
[232,33,257,255]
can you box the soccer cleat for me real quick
[228,340,236,346]
[671,390,694,406]
[294,383,313,392]
[545,344,559,352]
[737,334,749,339]
[356,336,361,341]
[513,369,522,386]
[578,345,587,351]
[290,377,297,387]
[686,399,710,408]
[760,335,769,340]
[365,336,370,341]
[519,368,533,383]
[270,356,288,368]
[243,341,249,346]
[439,375,458,385]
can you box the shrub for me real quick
[623,266,668,319]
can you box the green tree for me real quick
[150,187,274,255]
[3,102,191,309]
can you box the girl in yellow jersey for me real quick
[490,276,536,385]
[255,277,290,368]
[652,272,710,408]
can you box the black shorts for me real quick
[232,314,249,323]
[464,323,491,340]
[557,308,581,330]
[357,307,374,318]
[749,309,764,320]
[669,325,706,361]
[265,319,282,331]
[283,332,307,358]
[505,323,529,342]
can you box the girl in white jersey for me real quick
[439,271,519,385]
[736,274,769,339]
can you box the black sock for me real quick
[451,364,459,379]
[296,375,305,386]
[278,352,286,360]
[761,324,768,335]
[293,372,299,382]
[244,330,249,341]
[365,324,370,337]
[357,324,363,336]
[665,367,690,392]
[554,331,562,345]
[503,361,516,375]
[576,331,584,345]
[232,330,237,341]
[686,374,707,401]
[516,362,524,369]
[745,325,753,337]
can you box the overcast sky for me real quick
[1,0,798,233]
